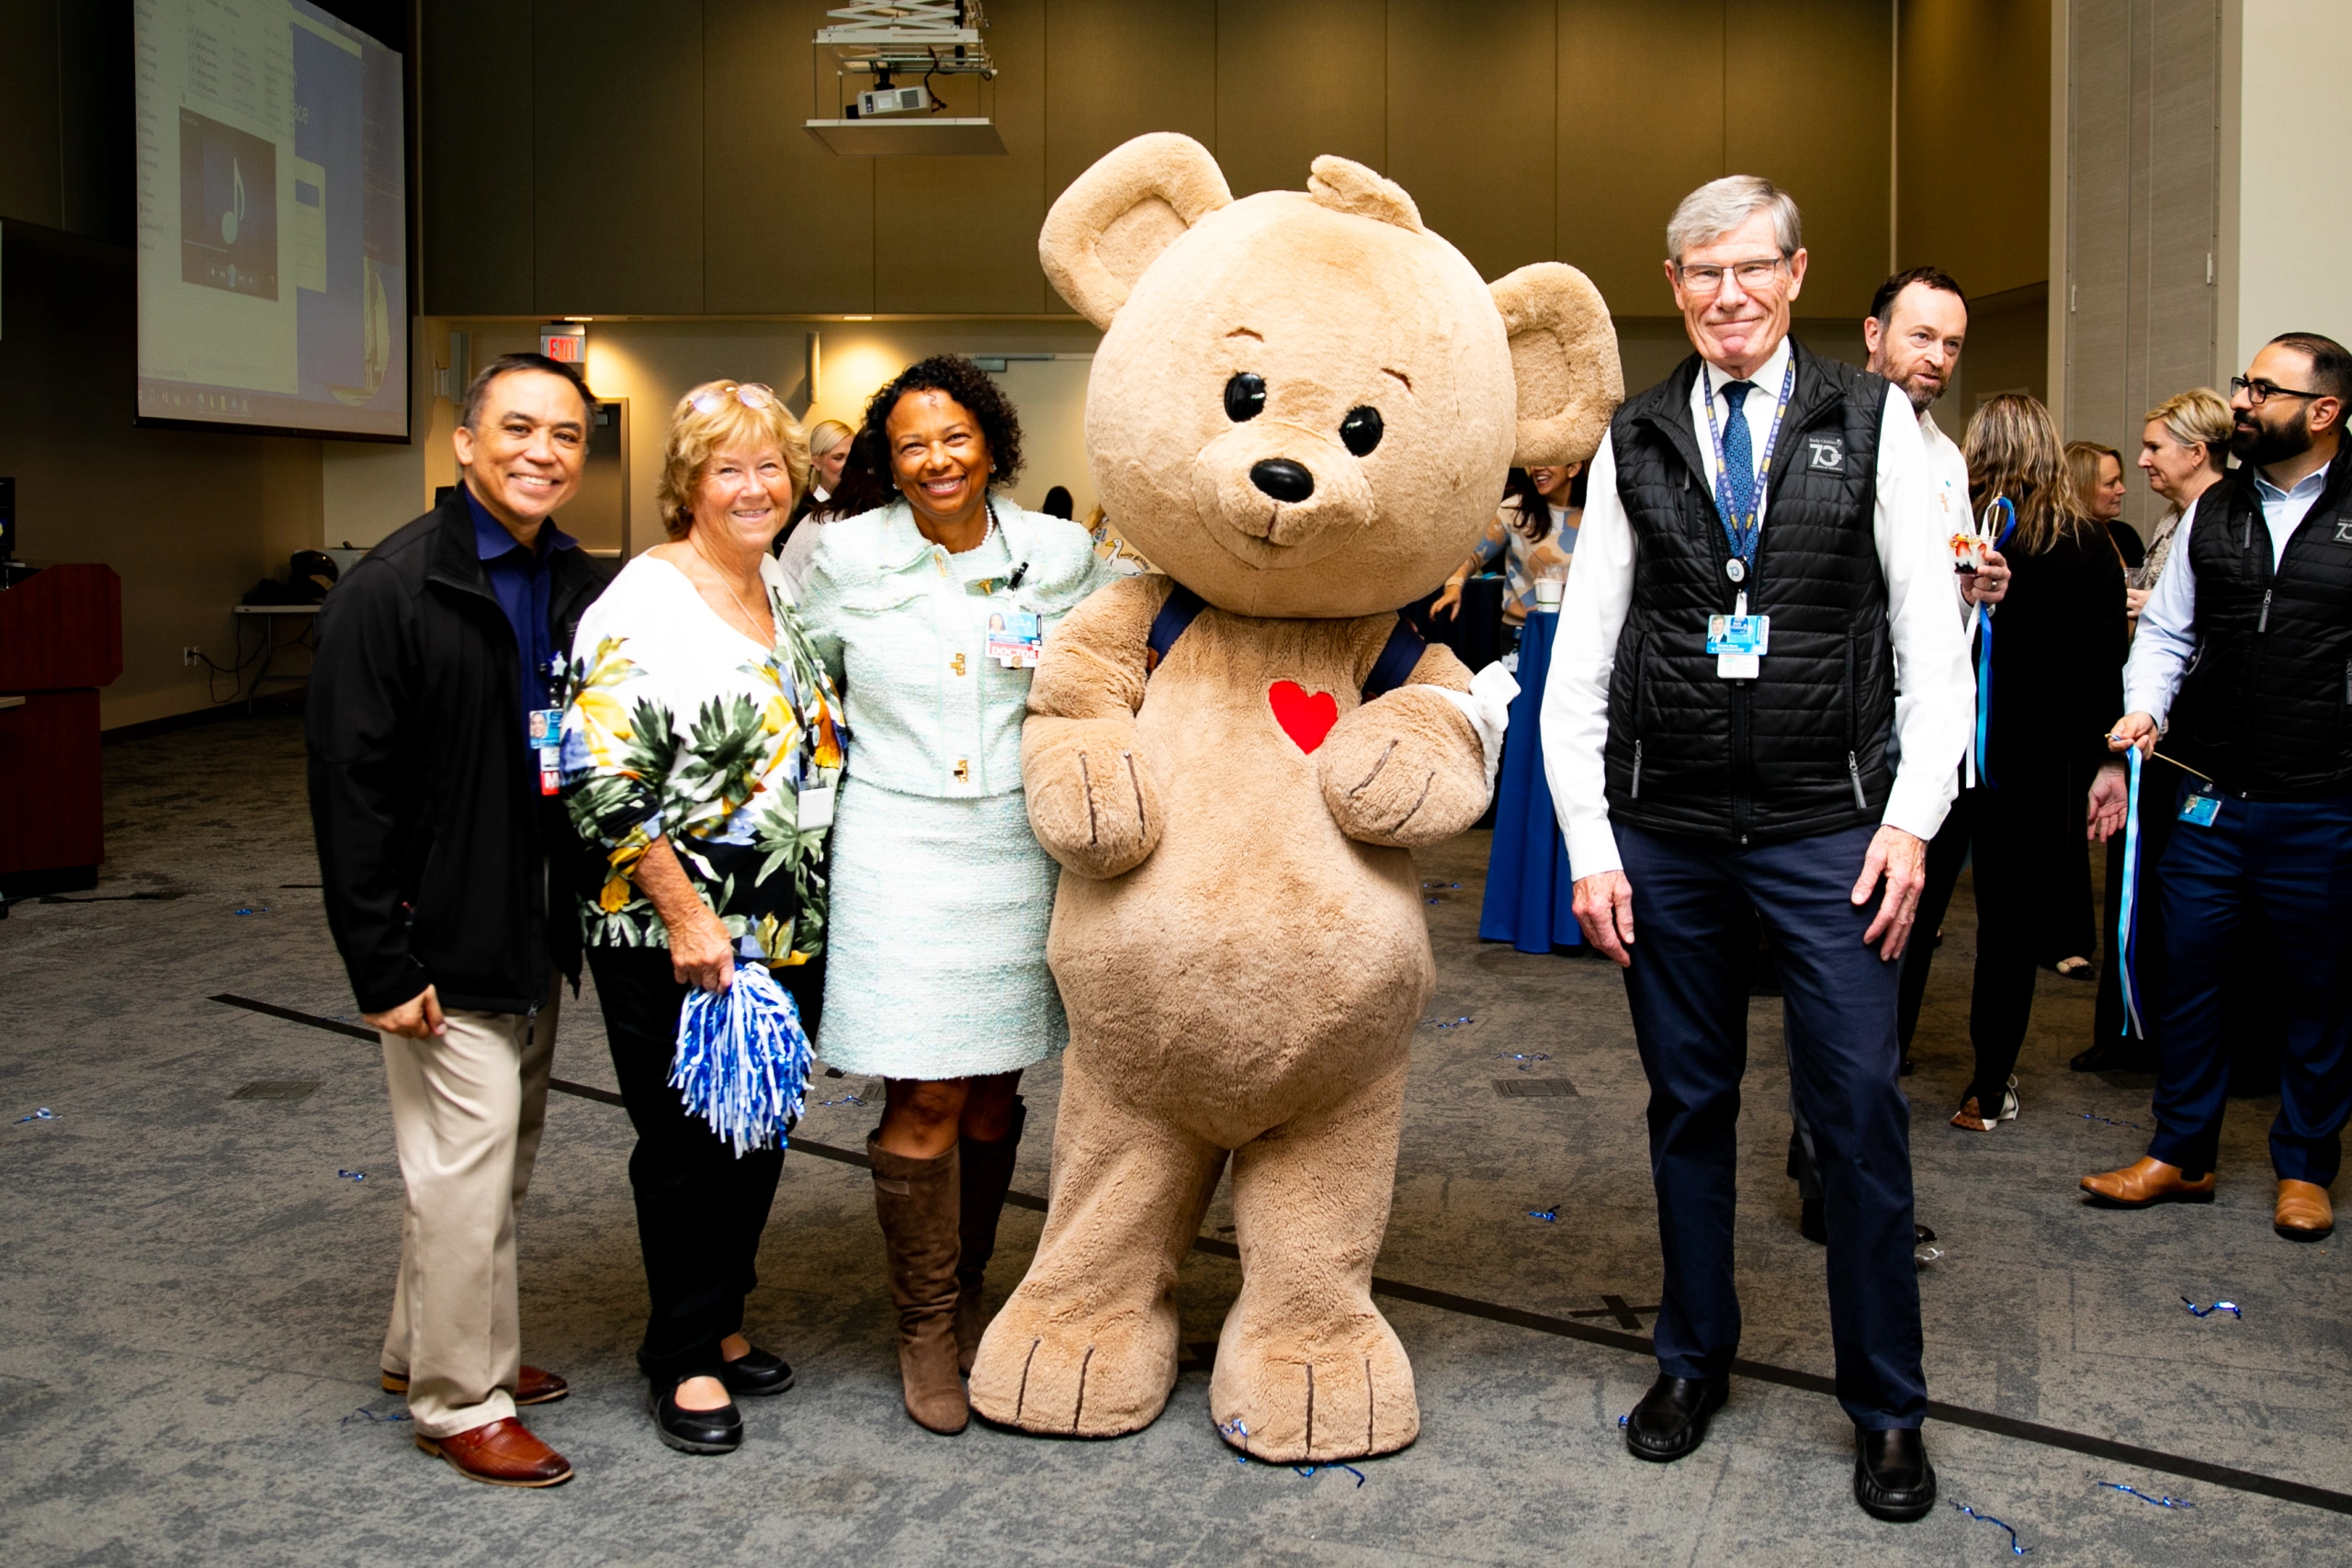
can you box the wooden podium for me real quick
[0,564,123,897]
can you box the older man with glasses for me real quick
[2084,333,2352,1244]
[1542,176,1973,1522]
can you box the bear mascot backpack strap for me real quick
[1144,583,1428,703]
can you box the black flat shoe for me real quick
[1623,1374,1728,1462]
[647,1380,742,1455]
[718,1345,796,1397]
[1853,1427,1937,1521]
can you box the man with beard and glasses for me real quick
[2082,332,2352,1245]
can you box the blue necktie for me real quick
[1720,379,1757,533]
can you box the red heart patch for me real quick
[1268,680,1340,753]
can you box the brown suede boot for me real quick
[869,1132,968,1434]
[955,1097,1026,1374]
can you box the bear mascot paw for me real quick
[967,132,1621,1462]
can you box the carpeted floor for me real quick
[0,710,2343,1566]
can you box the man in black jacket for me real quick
[309,353,610,1486]
[2086,333,2352,1243]
[1541,178,1973,1521]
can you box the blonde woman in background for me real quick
[773,418,856,590]
[1892,395,2126,1130]
[2132,388,2234,614]
[2078,388,2235,1071]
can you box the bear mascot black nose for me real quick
[1250,458,1315,502]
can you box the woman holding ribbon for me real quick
[562,380,845,1456]
[1893,394,2126,1132]
[797,355,1116,1436]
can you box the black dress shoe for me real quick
[647,1379,742,1455]
[2070,1039,2155,1074]
[1799,1195,1827,1244]
[718,1344,797,1397]
[1853,1427,1937,1521]
[1623,1374,1728,1462]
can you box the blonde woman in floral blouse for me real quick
[560,381,844,1459]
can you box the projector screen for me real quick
[133,0,408,442]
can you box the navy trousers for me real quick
[2145,784,2352,1185]
[1619,820,1927,1429]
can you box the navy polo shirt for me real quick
[464,481,578,725]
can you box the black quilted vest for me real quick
[1602,343,1894,844]
[2165,458,2352,799]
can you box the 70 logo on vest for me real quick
[1805,435,1845,470]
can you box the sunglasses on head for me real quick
[691,382,778,415]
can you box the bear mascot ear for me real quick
[1489,263,1624,468]
[1041,132,1234,329]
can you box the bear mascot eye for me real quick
[1224,372,1267,423]
[1339,406,1384,457]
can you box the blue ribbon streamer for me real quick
[2181,1297,2241,1318]
[1973,498,2019,789]
[337,1169,366,1181]
[1528,1207,1560,1223]
[1216,1417,1367,1485]
[16,1108,53,1122]
[2117,747,2146,1038]
[672,963,814,1157]
[2100,1482,2192,1508]
[1951,1502,2032,1554]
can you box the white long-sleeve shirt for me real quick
[2124,461,2334,726]
[1539,339,1976,877]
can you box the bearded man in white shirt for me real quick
[1540,177,1973,1522]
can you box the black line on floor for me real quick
[214,991,2352,1517]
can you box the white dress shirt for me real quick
[2123,460,2333,726]
[1540,341,1976,877]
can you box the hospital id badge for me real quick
[987,609,1043,669]
[2178,791,2221,827]
[528,706,564,796]
[797,782,836,832]
[1707,613,1768,680]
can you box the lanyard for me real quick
[1701,356,1797,573]
[1972,496,2019,787]
[2115,747,2147,1039]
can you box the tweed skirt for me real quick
[815,780,1069,1080]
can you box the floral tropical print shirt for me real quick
[560,552,845,966]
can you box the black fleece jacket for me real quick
[306,490,611,1014]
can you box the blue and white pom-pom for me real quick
[671,963,813,1157]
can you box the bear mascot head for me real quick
[966,133,1620,1463]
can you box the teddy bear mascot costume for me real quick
[967,132,1621,1463]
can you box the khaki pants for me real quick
[378,976,559,1438]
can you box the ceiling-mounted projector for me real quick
[807,2,1006,156]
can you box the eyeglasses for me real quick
[1674,256,1787,298]
[690,382,777,414]
[2230,376,2323,406]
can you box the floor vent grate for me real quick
[1494,1077,1578,1099]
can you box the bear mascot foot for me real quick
[967,1288,1182,1438]
[1209,1309,1419,1464]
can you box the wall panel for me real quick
[1897,0,2050,298]
[532,0,705,315]
[0,0,63,229]
[703,0,875,314]
[1215,0,1387,200]
[421,0,535,316]
[1557,0,1724,315]
[1386,0,1555,282]
[873,0,1046,313]
[1726,0,1893,319]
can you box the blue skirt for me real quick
[816,780,1069,1079]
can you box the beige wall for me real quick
[423,0,1961,325]
[1899,0,2052,299]
[2222,0,2352,376]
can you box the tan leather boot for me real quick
[954,1097,1026,1375]
[2079,1156,2215,1207]
[870,1132,968,1434]
[2275,1179,2335,1241]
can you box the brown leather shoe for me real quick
[381,1365,569,1406]
[2275,1179,2335,1241]
[414,1417,573,1487]
[2080,1156,2215,1208]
